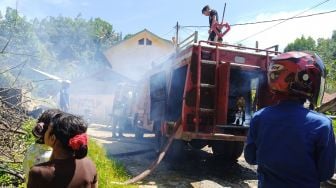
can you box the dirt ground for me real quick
[87,124,334,188]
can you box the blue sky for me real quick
[1,0,336,50]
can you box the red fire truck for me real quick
[132,32,279,160]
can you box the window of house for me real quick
[138,38,145,45]
[146,39,152,46]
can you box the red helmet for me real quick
[268,51,326,106]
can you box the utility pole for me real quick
[175,21,179,48]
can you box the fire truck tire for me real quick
[189,140,207,150]
[154,120,185,160]
[160,136,185,160]
[211,141,244,161]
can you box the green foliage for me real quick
[0,6,121,98]
[284,35,316,52]
[87,139,134,188]
[0,172,13,186]
[20,119,37,146]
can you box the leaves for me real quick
[284,35,316,52]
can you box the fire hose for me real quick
[112,118,182,185]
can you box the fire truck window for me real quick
[146,39,152,45]
[138,38,144,45]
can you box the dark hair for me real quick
[202,5,210,13]
[33,109,62,144]
[51,113,88,159]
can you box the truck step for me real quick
[201,60,216,65]
[216,125,249,129]
[199,108,215,113]
[200,83,215,88]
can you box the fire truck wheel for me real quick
[211,141,244,161]
[189,139,207,150]
[160,136,186,161]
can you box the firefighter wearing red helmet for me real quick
[268,51,326,108]
[245,51,335,187]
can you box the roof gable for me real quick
[112,29,172,47]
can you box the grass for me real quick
[88,139,136,188]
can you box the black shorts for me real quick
[209,29,222,42]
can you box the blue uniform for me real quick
[244,100,335,188]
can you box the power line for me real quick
[237,0,332,43]
[233,9,336,26]
[160,28,176,38]
[179,9,336,29]
[180,28,194,36]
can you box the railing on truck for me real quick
[177,31,280,55]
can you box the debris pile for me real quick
[0,98,30,182]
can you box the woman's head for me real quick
[44,113,89,159]
[33,109,62,144]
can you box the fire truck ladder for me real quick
[195,42,220,133]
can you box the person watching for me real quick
[27,112,98,188]
[23,109,61,184]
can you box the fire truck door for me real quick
[149,72,167,121]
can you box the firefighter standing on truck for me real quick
[202,5,222,42]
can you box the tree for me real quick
[284,35,316,52]
[0,7,120,98]
[123,34,134,40]
[316,35,336,92]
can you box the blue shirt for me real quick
[244,100,335,188]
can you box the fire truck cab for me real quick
[132,32,279,160]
